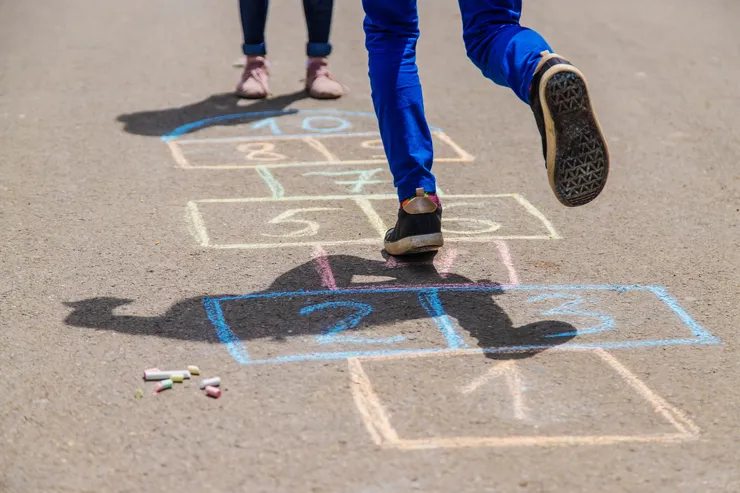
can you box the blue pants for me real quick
[240,0,334,57]
[362,0,552,201]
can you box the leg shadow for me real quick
[115,90,309,138]
[64,254,575,362]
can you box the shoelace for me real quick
[241,65,269,93]
[306,64,349,93]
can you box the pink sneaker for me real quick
[236,56,270,99]
[305,57,345,99]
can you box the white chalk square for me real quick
[350,349,698,449]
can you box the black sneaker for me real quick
[384,188,444,256]
[530,51,610,207]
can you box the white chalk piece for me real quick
[144,370,192,381]
[199,377,221,389]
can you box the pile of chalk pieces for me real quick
[143,366,222,398]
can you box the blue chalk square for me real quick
[205,290,458,364]
[205,285,720,365]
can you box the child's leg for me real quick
[302,0,333,57]
[236,0,270,99]
[362,0,443,255]
[303,0,346,99]
[457,0,549,103]
[362,0,436,203]
[458,0,610,207]
[239,0,269,57]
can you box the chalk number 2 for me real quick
[300,301,404,345]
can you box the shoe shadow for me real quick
[115,90,309,138]
[63,254,576,361]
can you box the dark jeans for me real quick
[240,0,334,57]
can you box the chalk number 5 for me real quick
[261,207,340,238]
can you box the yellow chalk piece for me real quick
[187,365,200,375]
[171,374,185,383]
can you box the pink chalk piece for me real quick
[204,385,221,398]
[312,245,337,290]
[153,379,173,394]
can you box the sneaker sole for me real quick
[539,65,610,207]
[235,90,268,99]
[384,233,444,256]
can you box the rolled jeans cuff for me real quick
[307,42,332,57]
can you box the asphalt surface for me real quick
[1,0,739,492]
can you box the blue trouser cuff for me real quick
[397,177,437,203]
[307,42,332,57]
[242,43,266,56]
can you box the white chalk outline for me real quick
[349,348,700,450]
[460,360,528,420]
[494,240,521,286]
[166,131,474,169]
[185,201,210,246]
[185,194,561,249]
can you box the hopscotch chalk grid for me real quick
[171,110,563,249]
[166,109,721,450]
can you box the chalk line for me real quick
[393,433,693,450]
[166,141,190,168]
[348,358,399,446]
[494,240,521,285]
[511,193,562,239]
[594,349,700,437]
[255,166,285,198]
[436,248,458,279]
[312,245,337,290]
[185,201,210,246]
[354,197,388,238]
[303,136,339,162]
[461,360,527,420]
[461,360,515,394]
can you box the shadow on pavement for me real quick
[64,254,575,360]
[115,90,309,137]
